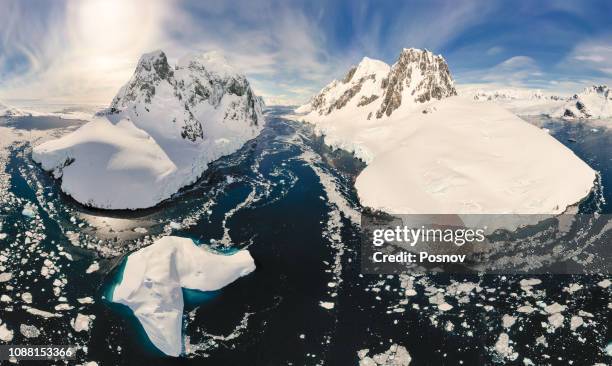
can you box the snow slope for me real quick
[32,50,265,209]
[112,236,255,357]
[554,85,612,119]
[297,49,596,215]
[33,118,178,208]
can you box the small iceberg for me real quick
[21,205,36,218]
[111,236,255,356]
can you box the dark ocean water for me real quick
[0,109,609,365]
[1,115,85,130]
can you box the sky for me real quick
[0,0,611,106]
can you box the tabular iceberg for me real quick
[32,50,265,209]
[111,236,255,357]
[297,48,596,215]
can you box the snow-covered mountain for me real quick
[33,50,265,209]
[297,48,456,120]
[296,48,595,216]
[555,85,612,119]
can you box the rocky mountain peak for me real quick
[298,47,457,120]
[104,50,264,143]
[376,48,456,118]
[136,50,173,80]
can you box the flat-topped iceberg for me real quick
[32,50,264,209]
[111,236,255,357]
[297,48,596,215]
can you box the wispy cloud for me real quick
[456,56,544,87]
[486,46,504,56]
[0,0,175,104]
[0,0,340,105]
[1,0,611,105]
[561,37,612,77]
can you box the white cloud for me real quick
[0,0,335,106]
[0,0,175,104]
[386,1,494,53]
[486,46,504,56]
[457,55,543,87]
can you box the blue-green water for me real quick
[0,109,610,365]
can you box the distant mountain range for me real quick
[463,85,612,119]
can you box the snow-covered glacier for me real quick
[32,50,265,209]
[296,48,596,215]
[111,236,255,357]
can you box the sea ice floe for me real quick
[24,307,61,318]
[19,324,40,338]
[169,221,182,230]
[517,305,535,314]
[77,297,94,304]
[519,278,541,289]
[358,344,412,366]
[319,301,335,310]
[494,333,518,361]
[438,303,453,311]
[21,205,36,218]
[544,302,566,314]
[570,316,584,331]
[597,279,611,288]
[54,303,74,311]
[71,314,93,332]
[0,295,11,302]
[0,321,13,342]
[85,262,99,274]
[21,292,32,303]
[502,314,516,328]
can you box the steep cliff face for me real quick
[297,48,456,120]
[376,48,456,118]
[555,85,612,119]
